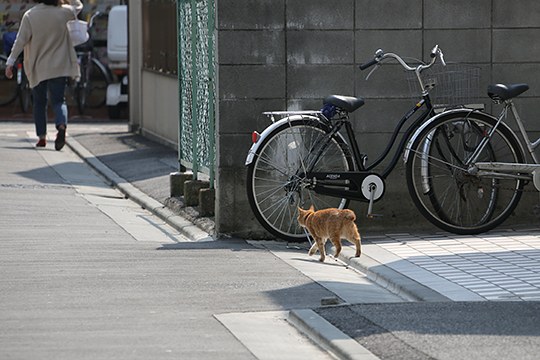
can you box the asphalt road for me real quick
[316,302,540,360]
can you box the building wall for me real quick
[128,0,180,148]
[216,0,540,237]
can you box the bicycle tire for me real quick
[75,57,88,114]
[246,117,354,242]
[406,111,525,234]
[0,55,19,106]
[84,58,109,109]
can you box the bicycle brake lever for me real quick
[365,64,380,80]
[439,50,446,66]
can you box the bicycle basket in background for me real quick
[407,63,481,109]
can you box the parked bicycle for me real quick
[0,53,32,112]
[405,82,539,235]
[68,11,110,115]
[245,45,536,241]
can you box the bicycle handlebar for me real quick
[359,58,379,71]
[359,45,445,72]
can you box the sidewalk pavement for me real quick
[3,121,538,359]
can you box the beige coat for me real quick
[7,1,83,88]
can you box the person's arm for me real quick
[5,12,31,78]
[61,0,83,16]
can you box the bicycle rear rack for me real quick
[263,111,322,123]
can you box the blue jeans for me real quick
[32,77,68,137]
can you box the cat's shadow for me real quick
[290,256,345,267]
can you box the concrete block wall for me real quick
[215,0,540,237]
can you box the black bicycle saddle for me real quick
[323,95,365,113]
[487,83,529,102]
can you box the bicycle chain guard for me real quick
[361,174,384,200]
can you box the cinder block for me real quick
[287,65,354,99]
[493,29,540,63]
[424,30,491,63]
[170,171,193,197]
[218,99,287,134]
[424,0,491,29]
[217,0,284,30]
[355,30,422,63]
[355,0,422,29]
[219,31,285,65]
[218,133,252,168]
[184,180,210,206]
[494,0,540,28]
[199,187,215,217]
[219,65,286,99]
[287,31,354,64]
[286,0,354,30]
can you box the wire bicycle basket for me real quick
[407,63,481,109]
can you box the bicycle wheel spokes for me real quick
[248,119,352,241]
[407,113,524,234]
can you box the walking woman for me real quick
[4,0,83,150]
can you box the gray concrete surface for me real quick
[3,121,540,359]
[1,122,401,359]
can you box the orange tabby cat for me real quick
[297,206,361,262]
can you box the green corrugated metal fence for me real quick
[177,0,215,186]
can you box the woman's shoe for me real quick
[55,126,66,151]
[36,138,46,147]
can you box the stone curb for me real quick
[66,137,214,242]
[288,309,379,360]
[337,246,450,302]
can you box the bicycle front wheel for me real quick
[406,111,525,234]
[247,117,354,242]
[0,55,18,106]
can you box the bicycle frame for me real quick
[471,101,540,191]
[303,95,436,201]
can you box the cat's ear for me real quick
[297,206,304,213]
[309,205,315,212]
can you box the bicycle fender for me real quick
[403,108,518,164]
[245,115,340,166]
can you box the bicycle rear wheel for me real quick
[246,117,354,242]
[0,55,18,106]
[75,57,109,114]
[84,58,109,109]
[406,111,525,234]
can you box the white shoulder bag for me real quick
[66,7,89,46]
